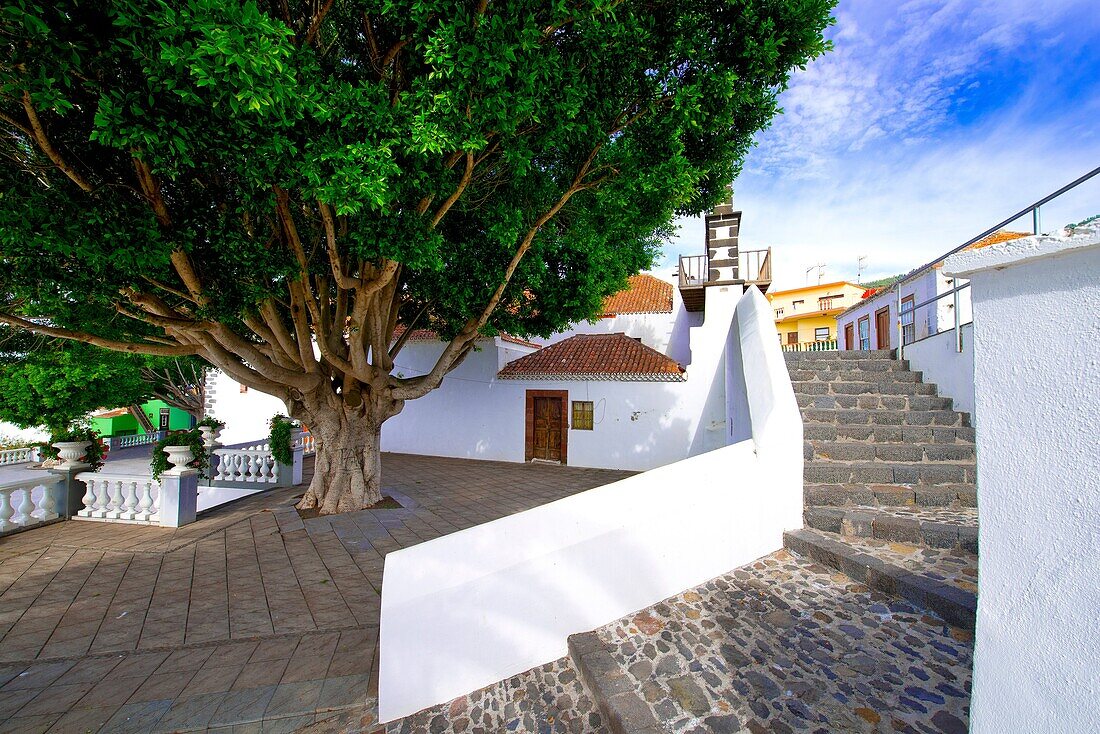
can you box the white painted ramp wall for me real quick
[377,287,803,722]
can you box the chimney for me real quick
[705,187,741,282]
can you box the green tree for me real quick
[0,0,833,513]
[0,331,208,431]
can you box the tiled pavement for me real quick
[0,454,632,733]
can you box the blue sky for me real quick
[660,0,1100,290]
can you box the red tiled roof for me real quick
[602,274,673,315]
[498,333,542,350]
[498,333,685,381]
[391,325,540,350]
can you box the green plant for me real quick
[197,415,225,430]
[48,422,105,472]
[268,414,296,467]
[150,429,209,481]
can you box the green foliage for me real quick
[150,428,208,481]
[0,332,205,431]
[268,414,295,466]
[0,337,150,432]
[197,415,224,430]
[48,422,105,472]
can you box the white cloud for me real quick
[659,0,1100,291]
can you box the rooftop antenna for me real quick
[805,264,825,285]
[857,256,867,283]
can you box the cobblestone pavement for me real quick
[829,537,979,596]
[595,550,973,734]
[0,454,631,733]
[384,657,606,734]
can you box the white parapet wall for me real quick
[944,226,1100,733]
[377,287,803,722]
[900,323,975,418]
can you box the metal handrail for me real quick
[894,164,1100,292]
[893,165,1100,359]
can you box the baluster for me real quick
[136,481,154,522]
[79,477,97,517]
[120,481,139,520]
[39,480,58,521]
[13,489,33,526]
[232,454,244,482]
[246,454,259,482]
[148,482,161,522]
[0,489,14,532]
[102,479,121,519]
[269,455,279,484]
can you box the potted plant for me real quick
[151,429,209,480]
[268,414,298,467]
[196,416,225,449]
[49,423,105,471]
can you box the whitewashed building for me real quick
[837,231,1029,351]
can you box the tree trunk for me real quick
[294,414,385,514]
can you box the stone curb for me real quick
[783,528,977,630]
[804,506,979,552]
[567,632,664,734]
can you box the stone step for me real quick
[805,460,975,485]
[784,349,895,362]
[784,528,978,630]
[803,423,976,444]
[805,482,977,508]
[794,380,939,396]
[797,393,953,411]
[787,357,912,372]
[802,407,971,427]
[790,367,924,383]
[805,440,975,463]
[804,505,979,552]
[569,550,973,733]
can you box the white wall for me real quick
[207,370,287,446]
[900,323,975,417]
[377,286,803,722]
[944,228,1100,734]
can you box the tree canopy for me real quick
[0,0,834,510]
[0,330,207,431]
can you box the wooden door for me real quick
[532,396,562,462]
[875,307,891,350]
[844,322,854,350]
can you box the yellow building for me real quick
[767,281,867,351]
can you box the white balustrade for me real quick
[105,431,166,451]
[0,475,63,536]
[212,449,280,484]
[75,473,161,524]
[0,447,39,466]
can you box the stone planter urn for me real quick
[163,445,195,475]
[197,425,222,451]
[53,441,92,468]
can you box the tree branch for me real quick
[0,311,197,356]
[22,91,94,193]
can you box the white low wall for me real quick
[944,227,1100,734]
[900,323,975,418]
[377,287,803,722]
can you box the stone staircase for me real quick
[557,351,978,733]
[783,349,979,632]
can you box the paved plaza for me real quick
[0,454,632,733]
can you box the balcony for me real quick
[678,248,773,312]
